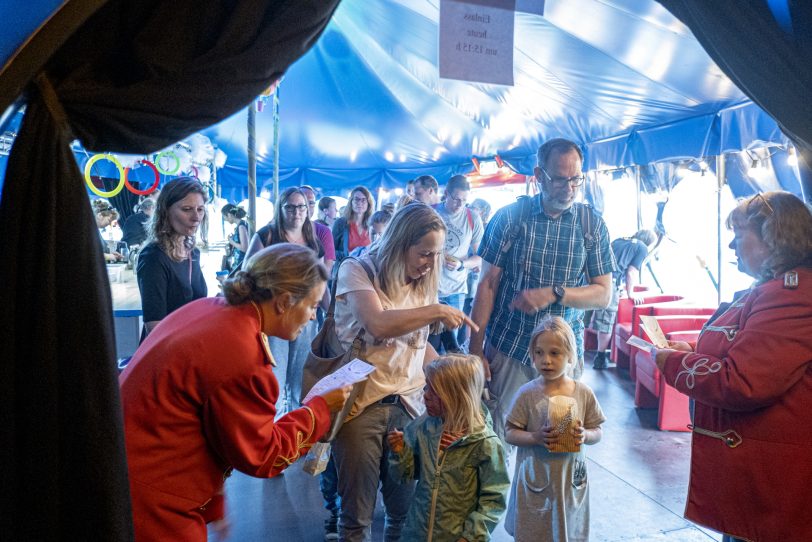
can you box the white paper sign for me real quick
[302,359,375,404]
[639,315,669,348]
[626,335,654,353]
[439,0,515,85]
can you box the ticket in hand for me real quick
[639,315,669,348]
[626,335,655,352]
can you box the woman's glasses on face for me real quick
[283,204,308,214]
[352,196,368,204]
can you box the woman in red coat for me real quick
[120,243,352,541]
[655,191,812,542]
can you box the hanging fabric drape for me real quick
[0,0,340,539]
[657,0,812,199]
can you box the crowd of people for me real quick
[94,137,812,542]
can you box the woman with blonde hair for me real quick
[387,354,509,541]
[136,177,208,337]
[332,185,374,264]
[121,243,352,542]
[654,191,812,542]
[330,202,478,541]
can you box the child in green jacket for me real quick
[387,355,509,541]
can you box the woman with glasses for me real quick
[245,187,325,413]
[136,178,208,339]
[332,186,374,265]
[654,191,812,542]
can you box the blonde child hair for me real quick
[529,316,578,368]
[424,354,486,434]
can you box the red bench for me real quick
[634,319,709,431]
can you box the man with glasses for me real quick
[470,138,615,443]
[429,174,484,353]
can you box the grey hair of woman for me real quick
[726,191,812,281]
[223,243,328,306]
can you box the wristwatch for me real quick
[552,284,565,303]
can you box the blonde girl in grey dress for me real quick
[505,316,606,542]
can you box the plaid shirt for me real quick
[478,196,614,363]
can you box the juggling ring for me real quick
[84,154,126,198]
[155,150,180,175]
[124,160,160,195]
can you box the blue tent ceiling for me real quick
[203,0,790,199]
[0,0,792,200]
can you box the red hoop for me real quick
[124,160,160,195]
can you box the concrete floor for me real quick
[213,357,723,542]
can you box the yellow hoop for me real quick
[84,154,125,198]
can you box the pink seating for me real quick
[634,322,707,432]
[627,306,715,380]
[611,295,683,369]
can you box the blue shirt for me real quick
[478,196,614,362]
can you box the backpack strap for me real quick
[576,203,596,278]
[326,256,376,318]
[499,195,533,255]
[466,207,474,231]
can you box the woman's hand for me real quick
[667,340,693,352]
[386,428,404,454]
[436,304,478,332]
[318,384,353,413]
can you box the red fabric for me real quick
[660,268,812,542]
[119,297,331,541]
[348,221,371,251]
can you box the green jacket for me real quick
[388,413,509,542]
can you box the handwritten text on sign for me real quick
[439,0,515,86]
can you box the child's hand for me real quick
[571,420,585,446]
[534,425,560,449]
[387,429,404,454]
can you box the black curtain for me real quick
[657,0,812,200]
[0,0,340,539]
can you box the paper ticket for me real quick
[626,335,655,352]
[302,358,375,404]
[639,315,669,348]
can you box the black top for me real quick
[136,242,207,322]
[256,223,325,258]
[121,211,151,247]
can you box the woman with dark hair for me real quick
[332,186,374,264]
[121,243,352,542]
[244,187,325,412]
[93,199,123,263]
[221,203,249,273]
[136,177,208,337]
[331,203,476,541]
[654,191,812,542]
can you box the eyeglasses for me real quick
[351,196,368,203]
[539,167,585,187]
[447,194,467,205]
[283,204,308,214]
[746,193,774,218]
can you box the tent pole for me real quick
[715,154,725,305]
[273,86,280,203]
[635,166,642,230]
[247,102,257,237]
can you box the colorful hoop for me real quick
[124,160,160,195]
[84,154,126,198]
[155,150,180,175]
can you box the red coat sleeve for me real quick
[661,286,812,411]
[202,368,331,477]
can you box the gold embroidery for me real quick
[273,406,318,467]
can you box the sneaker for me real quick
[592,351,608,370]
[324,513,338,541]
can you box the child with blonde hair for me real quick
[387,354,509,541]
[505,316,605,542]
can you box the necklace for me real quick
[250,301,276,366]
